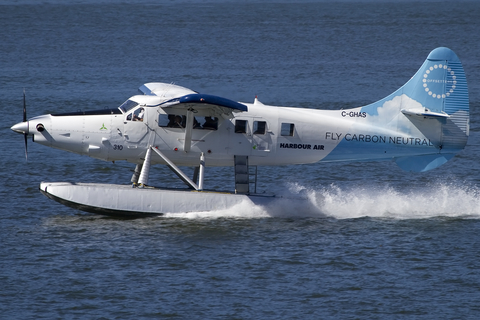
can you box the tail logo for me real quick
[423,64,456,99]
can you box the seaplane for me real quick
[11,47,469,217]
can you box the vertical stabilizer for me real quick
[322,47,469,172]
[366,48,468,171]
[393,47,469,171]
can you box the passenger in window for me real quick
[193,118,202,129]
[167,115,175,127]
[173,115,183,128]
[203,117,217,130]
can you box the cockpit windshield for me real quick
[118,99,139,113]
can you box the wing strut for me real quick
[183,108,194,152]
[134,147,206,190]
[151,147,199,190]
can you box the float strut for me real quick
[138,147,152,187]
[198,152,205,191]
[131,163,143,186]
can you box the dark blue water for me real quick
[2,1,480,318]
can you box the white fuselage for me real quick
[24,100,438,167]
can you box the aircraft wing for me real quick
[139,82,247,115]
[139,82,197,98]
[160,93,248,114]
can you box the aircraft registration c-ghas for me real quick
[11,47,469,217]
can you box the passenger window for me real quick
[171,115,185,128]
[196,116,218,130]
[253,121,266,135]
[158,114,218,130]
[235,120,247,133]
[281,123,294,136]
[158,114,185,128]
[158,114,170,126]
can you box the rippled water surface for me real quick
[2,0,480,318]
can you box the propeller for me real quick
[23,89,28,160]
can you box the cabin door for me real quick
[228,117,252,156]
[123,106,149,146]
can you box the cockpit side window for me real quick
[125,107,145,122]
[119,100,139,113]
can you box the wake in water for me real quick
[163,182,480,220]
[311,182,480,220]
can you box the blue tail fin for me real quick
[364,47,469,172]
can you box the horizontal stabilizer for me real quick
[401,108,449,119]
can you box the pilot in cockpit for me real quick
[133,108,145,122]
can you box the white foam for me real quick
[316,183,480,219]
[163,199,271,220]
[162,182,480,220]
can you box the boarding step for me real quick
[234,155,257,194]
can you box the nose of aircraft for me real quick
[11,121,29,134]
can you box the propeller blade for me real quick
[23,88,27,122]
[23,89,28,161]
[24,132,28,160]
